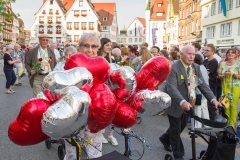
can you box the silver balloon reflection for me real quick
[41,86,91,138]
[36,92,49,101]
[43,67,93,89]
[107,65,136,95]
[134,90,171,109]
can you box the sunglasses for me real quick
[80,44,99,50]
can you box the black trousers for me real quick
[4,69,16,89]
[208,86,217,121]
[161,113,189,159]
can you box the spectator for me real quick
[160,49,169,59]
[111,42,120,49]
[97,38,113,63]
[121,47,129,59]
[192,42,204,60]
[50,42,61,63]
[203,43,219,121]
[129,48,137,61]
[141,42,148,48]
[132,47,152,73]
[112,48,122,64]
[169,51,178,63]
[218,48,240,127]
[3,45,19,94]
[170,45,180,53]
[133,45,139,56]
[194,54,210,128]
[151,48,159,57]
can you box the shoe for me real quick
[5,90,12,94]
[108,136,118,146]
[159,136,172,152]
[18,83,22,86]
[102,136,108,144]
[10,90,15,93]
[14,83,19,86]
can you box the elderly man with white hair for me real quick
[50,42,61,63]
[11,43,24,86]
[111,48,122,64]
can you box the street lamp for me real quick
[187,15,191,45]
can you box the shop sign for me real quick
[216,39,234,45]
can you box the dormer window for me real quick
[50,0,53,5]
[156,12,163,16]
[103,17,107,21]
[79,0,83,6]
[158,3,162,7]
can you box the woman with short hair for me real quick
[3,45,20,94]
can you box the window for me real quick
[67,22,72,30]
[56,37,61,43]
[49,9,53,15]
[206,26,215,38]
[153,22,158,28]
[102,26,107,30]
[105,34,109,38]
[129,31,132,35]
[74,35,79,42]
[89,22,94,30]
[196,20,199,31]
[156,12,163,16]
[228,0,233,10]
[211,2,216,15]
[204,5,209,17]
[219,0,223,13]
[220,23,232,37]
[186,7,188,16]
[74,22,79,30]
[56,17,61,23]
[135,38,137,42]
[181,10,183,19]
[237,0,240,7]
[39,25,44,32]
[129,38,132,43]
[56,25,61,33]
[79,0,83,6]
[50,0,53,5]
[81,22,87,30]
[67,35,71,41]
[103,17,107,21]
[139,38,142,42]
[239,20,240,35]
[39,16,44,24]
[47,26,52,34]
[74,10,79,17]
[190,5,192,13]
[158,3,162,7]
[47,17,52,24]
[81,10,87,17]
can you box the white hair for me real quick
[6,45,13,50]
[181,45,194,54]
[78,32,100,47]
[64,46,77,55]
[151,48,158,53]
[112,48,121,55]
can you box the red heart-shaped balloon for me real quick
[64,53,110,85]
[8,98,51,146]
[87,84,117,133]
[112,100,137,128]
[112,88,129,100]
[136,56,172,91]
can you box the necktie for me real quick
[187,67,190,77]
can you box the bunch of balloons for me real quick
[8,53,172,146]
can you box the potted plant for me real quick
[57,21,61,24]
[42,10,46,14]
[49,11,53,15]
[81,13,87,17]
[82,27,86,30]
[56,11,59,15]
[74,14,79,17]
[75,27,79,30]
[39,21,44,24]
[48,20,52,24]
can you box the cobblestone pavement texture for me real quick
[0,60,240,160]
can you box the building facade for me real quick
[30,0,101,43]
[92,2,118,42]
[201,0,240,56]
[18,18,25,45]
[145,0,168,49]
[178,0,202,48]
[165,0,179,49]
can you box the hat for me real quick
[38,34,49,38]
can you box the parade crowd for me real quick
[1,32,240,160]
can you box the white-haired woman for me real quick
[3,45,20,93]
[64,32,103,160]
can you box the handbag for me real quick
[195,94,202,105]
[220,75,233,109]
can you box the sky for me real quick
[11,0,146,30]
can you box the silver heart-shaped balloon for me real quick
[43,67,93,88]
[41,86,91,138]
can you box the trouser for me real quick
[4,70,16,89]
[223,87,240,127]
[161,113,189,159]
[64,129,102,160]
[14,63,23,84]
[208,85,217,121]
[194,99,209,128]
[32,74,47,97]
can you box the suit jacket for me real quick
[25,47,56,88]
[165,60,215,118]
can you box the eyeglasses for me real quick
[228,52,236,55]
[80,44,99,50]
[204,50,210,52]
[41,39,49,42]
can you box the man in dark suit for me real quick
[159,45,221,160]
[25,34,56,97]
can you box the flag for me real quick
[220,0,227,16]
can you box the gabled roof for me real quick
[62,0,75,11]
[127,17,146,30]
[34,0,67,16]
[92,2,116,26]
[150,0,168,20]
